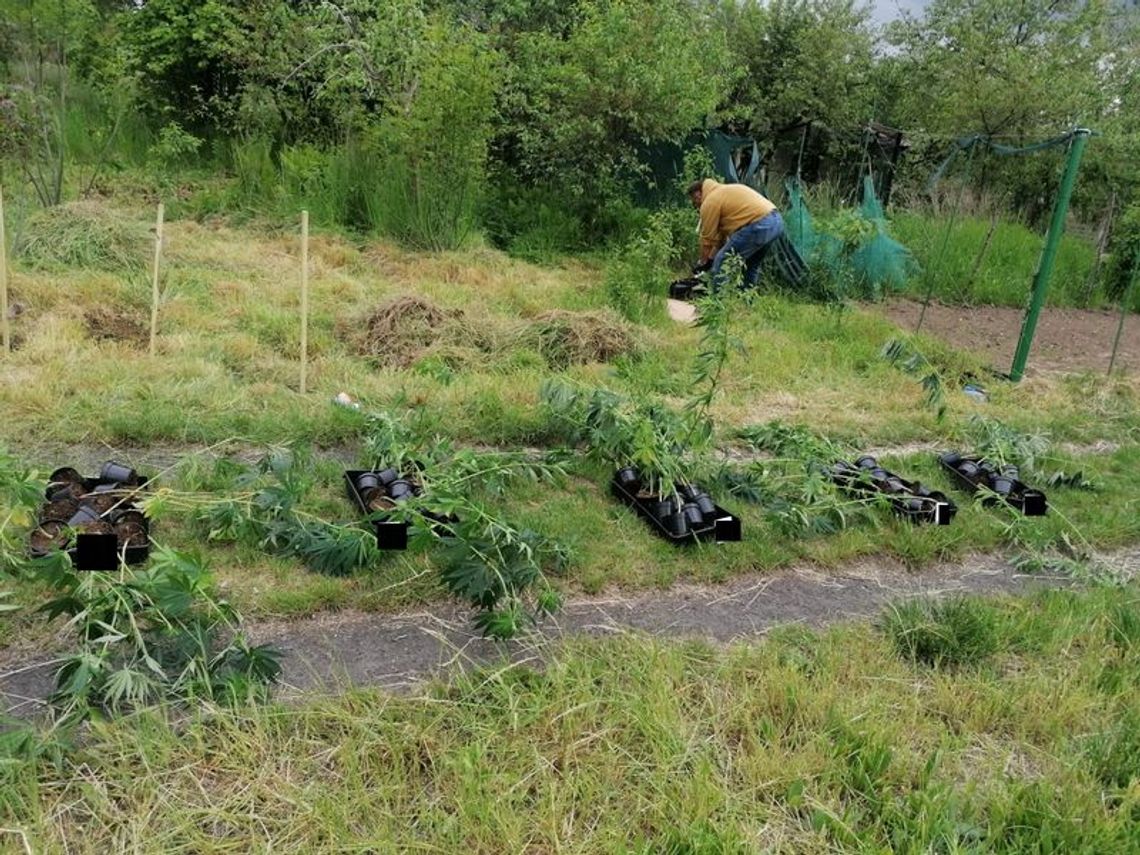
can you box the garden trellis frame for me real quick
[921,127,1094,381]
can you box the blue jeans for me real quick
[711,210,784,290]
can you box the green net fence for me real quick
[783,176,917,299]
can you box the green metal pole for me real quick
[1107,250,1139,375]
[1009,129,1091,381]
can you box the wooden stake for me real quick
[148,202,164,356]
[0,186,8,355]
[300,210,309,394]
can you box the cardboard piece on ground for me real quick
[667,298,697,324]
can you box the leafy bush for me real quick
[881,597,1002,667]
[32,547,281,716]
[604,213,675,323]
[1104,201,1140,309]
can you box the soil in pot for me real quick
[82,493,119,515]
[30,519,71,554]
[112,512,148,547]
[75,519,114,535]
[41,496,80,521]
[367,494,397,512]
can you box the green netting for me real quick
[852,176,918,293]
[784,177,917,299]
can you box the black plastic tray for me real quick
[610,474,742,544]
[669,277,705,301]
[32,471,151,570]
[938,453,1048,516]
[344,469,458,551]
[830,460,957,525]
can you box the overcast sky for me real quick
[868,0,929,27]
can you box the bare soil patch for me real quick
[83,306,148,347]
[876,299,1139,375]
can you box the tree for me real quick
[715,0,877,138]
[495,0,734,200]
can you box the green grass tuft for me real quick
[880,596,1002,667]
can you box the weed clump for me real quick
[348,296,468,368]
[881,596,1002,667]
[14,202,149,272]
[524,309,637,368]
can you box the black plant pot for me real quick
[696,494,717,516]
[49,466,84,488]
[939,451,962,467]
[682,502,703,527]
[355,473,382,493]
[1000,465,1020,479]
[957,461,980,478]
[991,477,1014,496]
[884,477,907,494]
[666,512,690,537]
[651,498,678,520]
[100,461,138,485]
[29,518,71,556]
[112,510,148,547]
[68,506,103,527]
[856,456,878,470]
[679,483,703,502]
[376,468,400,486]
[616,467,641,491]
[388,479,414,500]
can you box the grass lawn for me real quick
[2,196,1139,854]
[4,584,1140,852]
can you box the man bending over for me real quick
[688,178,785,290]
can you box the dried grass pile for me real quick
[524,309,637,368]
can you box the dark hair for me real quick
[686,179,705,197]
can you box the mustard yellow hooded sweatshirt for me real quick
[698,179,776,259]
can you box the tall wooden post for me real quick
[148,202,164,356]
[300,210,309,394]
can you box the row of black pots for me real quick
[939,452,1020,497]
[938,451,1047,515]
[832,457,956,525]
[30,508,149,558]
[354,469,423,511]
[613,467,726,538]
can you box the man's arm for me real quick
[698,195,722,264]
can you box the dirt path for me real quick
[875,299,1139,375]
[9,549,1136,716]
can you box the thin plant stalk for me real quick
[1107,249,1139,375]
[0,185,8,354]
[148,202,164,356]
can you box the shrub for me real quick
[881,597,1002,667]
[1104,201,1140,309]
